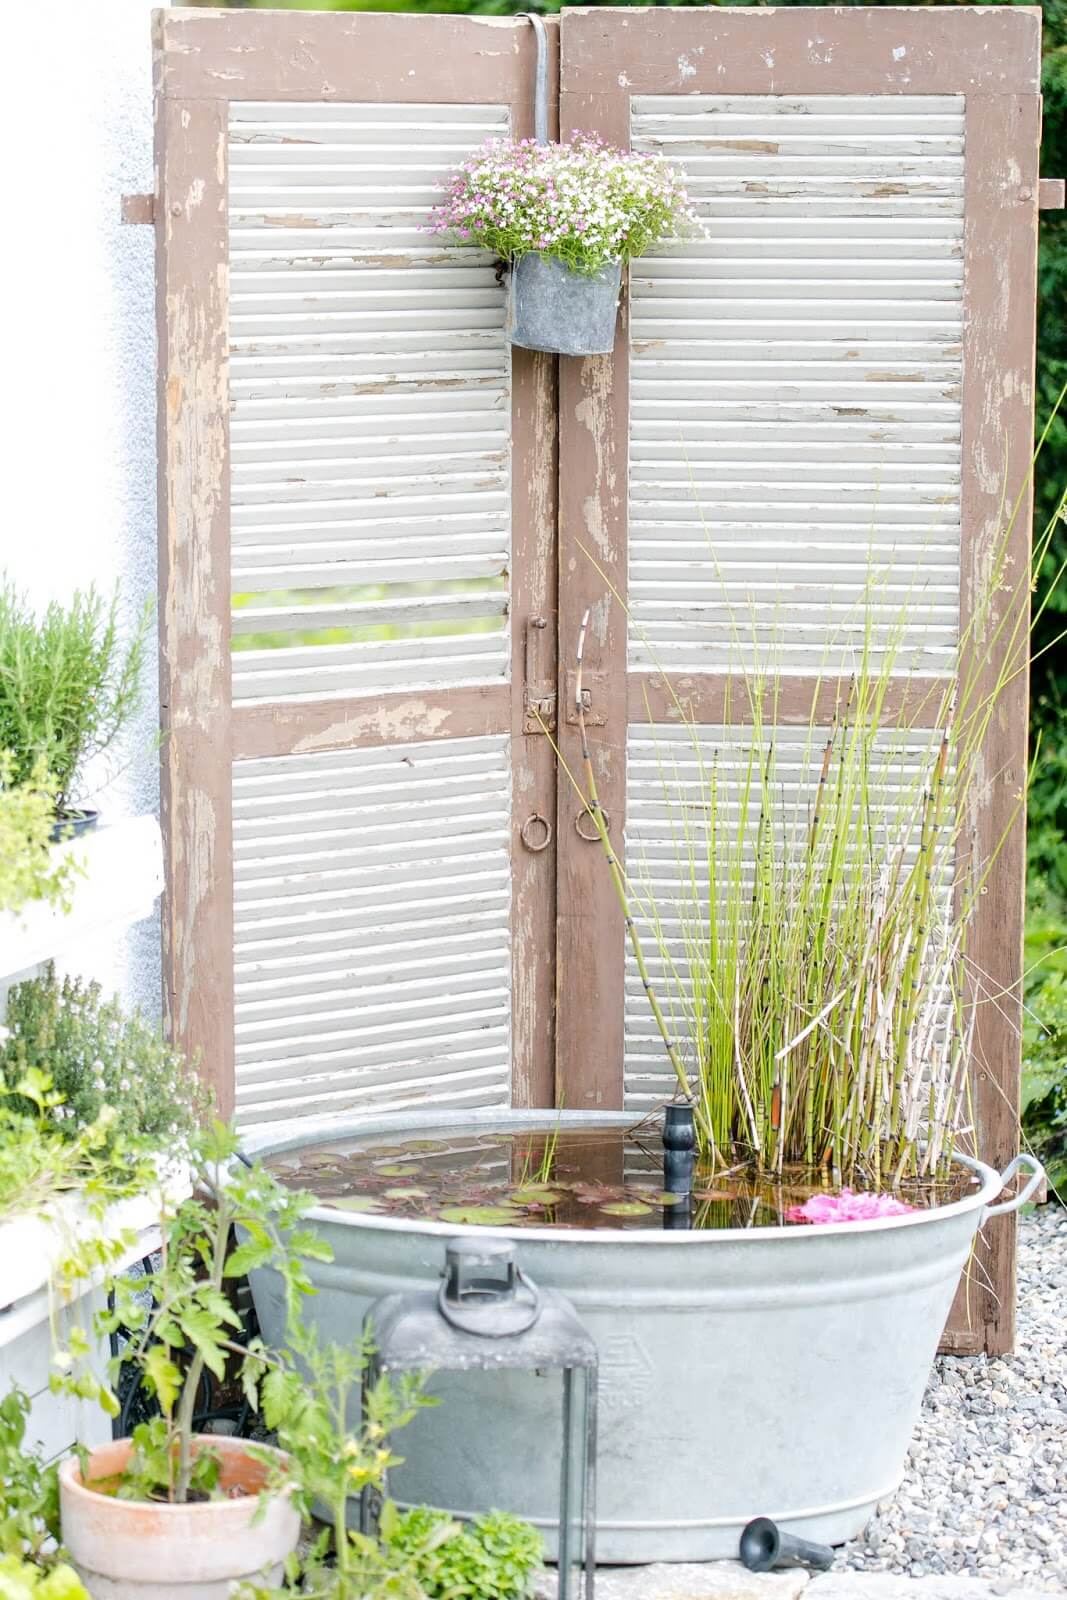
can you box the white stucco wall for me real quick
[2,0,163,1014]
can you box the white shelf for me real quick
[0,814,163,982]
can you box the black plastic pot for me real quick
[50,808,100,843]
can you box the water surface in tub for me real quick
[264,1125,976,1230]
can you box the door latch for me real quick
[564,668,607,727]
[523,615,557,734]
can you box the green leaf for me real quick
[143,1346,182,1414]
[224,1238,274,1277]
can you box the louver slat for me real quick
[629,95,965,677]
[622,728,949,1109]
[228,101,512,704]
[231,738,513,1125]
[221,83,535,1128]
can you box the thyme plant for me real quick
[0,969,207,1152]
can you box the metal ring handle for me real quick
[520,813,552,853]
[437,1268,542,1339]
[575,807,608,842]
[984,1152,1046,1217]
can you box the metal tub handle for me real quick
[984,1152,1046,1217]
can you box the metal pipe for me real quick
[517,13,550,144]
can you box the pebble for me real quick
[839,1207,1067,1591]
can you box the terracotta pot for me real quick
[59,1435,301,1599]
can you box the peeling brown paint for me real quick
[944,87,1040,1356]
[234,688,510,763]
[716,138,780,153]
[156,88,235,1119]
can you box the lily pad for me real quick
[509,1188,563,1206]
[599,1200,654,1218]
[325,1195,383,1214]
[384,1187,429,1201]
[375,1164,419,1178]
[437,1205,521,1226]
[652,1191,688,1206]
[572,1183,627,1203]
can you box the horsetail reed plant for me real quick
[572,608,694,1111]
[564,462,1066,1188]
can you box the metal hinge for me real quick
[121,194,156,225]
[523,616,557,734]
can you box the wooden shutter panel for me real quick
[556,7,1040,1354]
[157,11,559,1126]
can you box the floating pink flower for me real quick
[785,1188,915,1225]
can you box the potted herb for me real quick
[427,134,699,356]
[0,1069,155,1309]
[1,968,207,1155]
[56,1124,327,1599]
[0,581,149,838]
[0,973,203,1314]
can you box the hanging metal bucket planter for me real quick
[506,254,622,357]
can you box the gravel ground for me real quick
[840,1205,1067,1590]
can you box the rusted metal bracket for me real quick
[121,193,156,225]
[564,668,606,727]
[1039,179,1065,210]
[523,615,557,734]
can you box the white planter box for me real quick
[0,1226,159,1460]
[0,814,163,982]
[0,1172,187,1460]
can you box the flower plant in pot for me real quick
[0,580,149,838]
[56,1123,328,1599]
[426,134,699,356]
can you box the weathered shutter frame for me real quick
[157,5,1041,1353]
[156,9,560,1120]
[556,4,1040,1355]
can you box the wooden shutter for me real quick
[157,11,559,1127]
[556,7,1040,1354]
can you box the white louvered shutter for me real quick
[157,13,557,1128]
[555,9,1038,1353]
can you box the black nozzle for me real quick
[662,1100,696,1197]
[739,1518,834,1574]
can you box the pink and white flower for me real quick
[425,133,702,274]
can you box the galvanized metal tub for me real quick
[506,254,622,355]
[242,1110,1036,1563]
